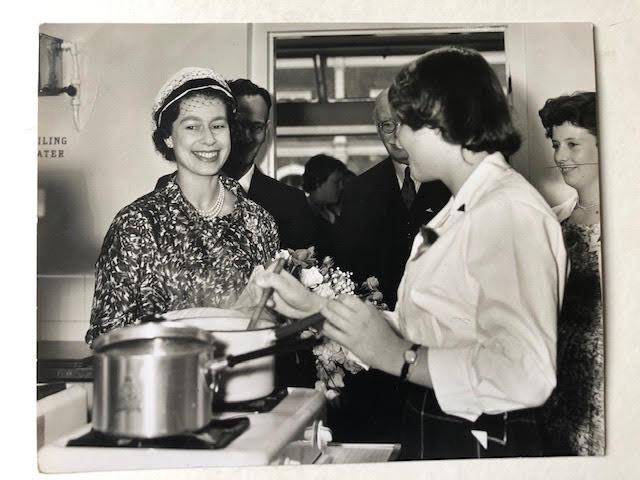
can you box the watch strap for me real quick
[400,343,421,380]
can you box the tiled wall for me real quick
[37,275,95,342]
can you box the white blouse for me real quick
[386,153,568,421]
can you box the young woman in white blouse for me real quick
[257,46,568,459]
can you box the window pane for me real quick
[273,31,507,183]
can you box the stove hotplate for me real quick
[67,416,250,450]
[213,387,288,413]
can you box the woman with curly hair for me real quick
[538,91,604,456]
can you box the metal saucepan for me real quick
[91,314,324,438]
[162,308,324,403]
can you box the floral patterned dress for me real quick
[86,174,279,346]
[539,222,604,456]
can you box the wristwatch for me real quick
[400,343,421,381]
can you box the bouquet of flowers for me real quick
[274,247,388,401]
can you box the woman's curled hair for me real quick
[538,91,597,139]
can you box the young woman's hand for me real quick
[321,295,408,372]
[255,269,326,319]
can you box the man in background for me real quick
[222,78,316,251]
[223,79,317,388]
[329,89,451,443]
[335,88,451,307]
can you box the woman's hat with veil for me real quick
[152,67,236,128]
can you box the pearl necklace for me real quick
[576,201,599,211]
[194,178,225,219]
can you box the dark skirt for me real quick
[399,384,542,460]
[327,369,408,444]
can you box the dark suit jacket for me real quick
[155,169,316,250]
[247,169,316,250]
[333,157,451,308]
[248,170,320,387]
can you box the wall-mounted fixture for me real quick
[39,33,82,131]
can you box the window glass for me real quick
[273,32,507,184]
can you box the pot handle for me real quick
[227,336,321,368]
[273,312,325,340]
[203,336,321,390]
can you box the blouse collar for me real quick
[428,152,511,229]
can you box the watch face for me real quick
[404,350,417,364]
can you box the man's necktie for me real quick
[401,166,416,209]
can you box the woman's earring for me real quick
[165,137,174,149]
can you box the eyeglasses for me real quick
[249,122,266,134]
[239,120,267,135]
[376,120,400,135]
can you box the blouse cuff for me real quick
[428,346,482,422]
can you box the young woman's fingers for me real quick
[337,294,367,311]
[321,302,362,337]
[321,319,349,346]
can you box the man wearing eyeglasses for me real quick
[335,88,450,309]
[222,78,317,252]
[329,88,450,444]
[221,79,270,189]
[223,79,318,389]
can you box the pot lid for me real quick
[93,322,213,355]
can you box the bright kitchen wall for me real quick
[37,24,249,340]
[506,23,596,207]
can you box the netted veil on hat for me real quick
[152,67,235,127]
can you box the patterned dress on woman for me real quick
[86,174,279,346]
[539,222,604,456]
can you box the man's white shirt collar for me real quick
[238,164,256,193]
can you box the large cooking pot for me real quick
[166,308,276,403]
[92,322,218,438]
[91,313,325,438]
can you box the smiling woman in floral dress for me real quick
[537,92,604,456]
[86,67,279,346]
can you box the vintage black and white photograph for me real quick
[36,22,605,473]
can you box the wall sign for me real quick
[38,136,67,158]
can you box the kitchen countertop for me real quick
[213,388,326,464]
[38,387,326,472]
[37,341,94,383]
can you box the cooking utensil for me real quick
[169,311,325,402]
[91,314,326,438]
[247,257,285,330]
[92,323,217,438]
[169,314,277,402]
[270,312,325,341]
[210,337,321,371]
[204,314,325,390]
